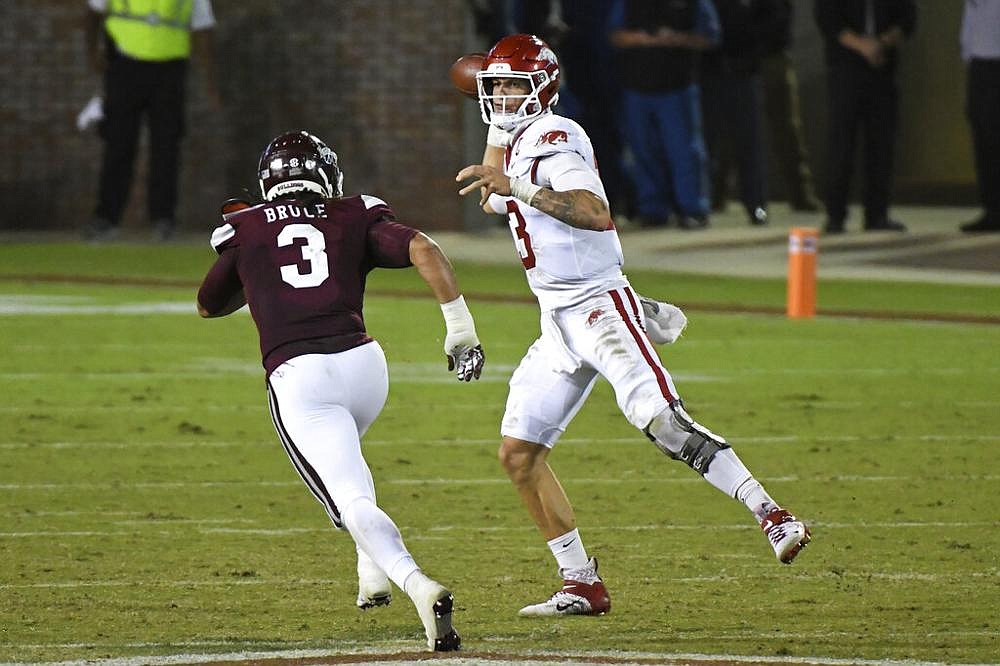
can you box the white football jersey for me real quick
[488,113,626,311]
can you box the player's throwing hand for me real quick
[456,164,511,206]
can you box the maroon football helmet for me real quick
[258,131,343,201]
[476,34,561,130]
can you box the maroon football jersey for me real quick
[198,194,418,375]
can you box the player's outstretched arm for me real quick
[197,249,246,318]
[456,163,610,232]
[458,126,611,231]
[409,233,485,382]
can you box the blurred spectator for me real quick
[468,0,516,46]
[702,0,788,227]
[82,0,221,243]
[958,0,1000,234]
[760,0,821,212]
[610,0,719,230]
[512,0,632,218]
[814,0,916,234]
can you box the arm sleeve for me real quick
[535,152,609,206]
[367,220,419,268]
[197,247,243,315]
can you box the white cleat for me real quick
[356,576,392,609]
[406,572,461,651]
[761,508,812,564]
[356,557,392,610]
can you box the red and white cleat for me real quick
[761,508,812,564]
[518,557,611,617]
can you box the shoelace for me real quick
[766,523,791,545]
[542,589,589,612]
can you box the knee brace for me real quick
[644,401,729,475]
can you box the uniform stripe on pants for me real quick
[608,287,677,404]
[266,381,343,528]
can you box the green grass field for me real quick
[1,242,998,664]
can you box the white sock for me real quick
[547,528,589,571]
[703,449,777,520]
[342,497,419,589]
[735,478,778,521]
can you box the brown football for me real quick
[449,53,485,99]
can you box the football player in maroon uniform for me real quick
[198,130,480,651]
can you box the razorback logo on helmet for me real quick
[537,130,569,147]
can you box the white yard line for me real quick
[1,434,998,451]
[1,401,998,413]
[1,645,998,666]
[0,519,995,541]
[2,469,998,491]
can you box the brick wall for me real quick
[0,1,472,233]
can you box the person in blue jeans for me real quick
[610,0,719,229]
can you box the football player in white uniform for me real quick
[457,34,811,618]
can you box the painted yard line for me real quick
[2,367,997,380]
[0,441,278,450]
[2,520,994,540]
[2,569,997,592]
[2,509,991,531]
[3,511,255,521]
[2,401,998,414]
[1,434,998,451]
[0,302,198,315]
[0,405,267,413]
[0,372,513,384]
[1,645,998,666]
[3,284,999,326]
[2,472,998,491]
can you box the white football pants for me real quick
[266,342,419,588]
[502,285,679,447]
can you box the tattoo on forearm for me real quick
[530,188,608,231]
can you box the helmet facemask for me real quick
[477,68,558,132]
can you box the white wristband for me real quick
[440,294,480,356]
[509,177,542,206]
[440,294,474,331]
[486,124,512,148]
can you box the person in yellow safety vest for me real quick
[82,0,221,242]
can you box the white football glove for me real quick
[440,295,485,382]
[639,296,687,345]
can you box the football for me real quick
[221,197,253,219]
[449,53,485,99]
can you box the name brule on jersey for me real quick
[263,203,328,223]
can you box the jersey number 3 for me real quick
[506,201,536,270]
[277,223,329,288]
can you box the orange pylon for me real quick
[787,227,818,318]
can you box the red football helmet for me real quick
[476,34,560,131]
[258,131,343,201]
